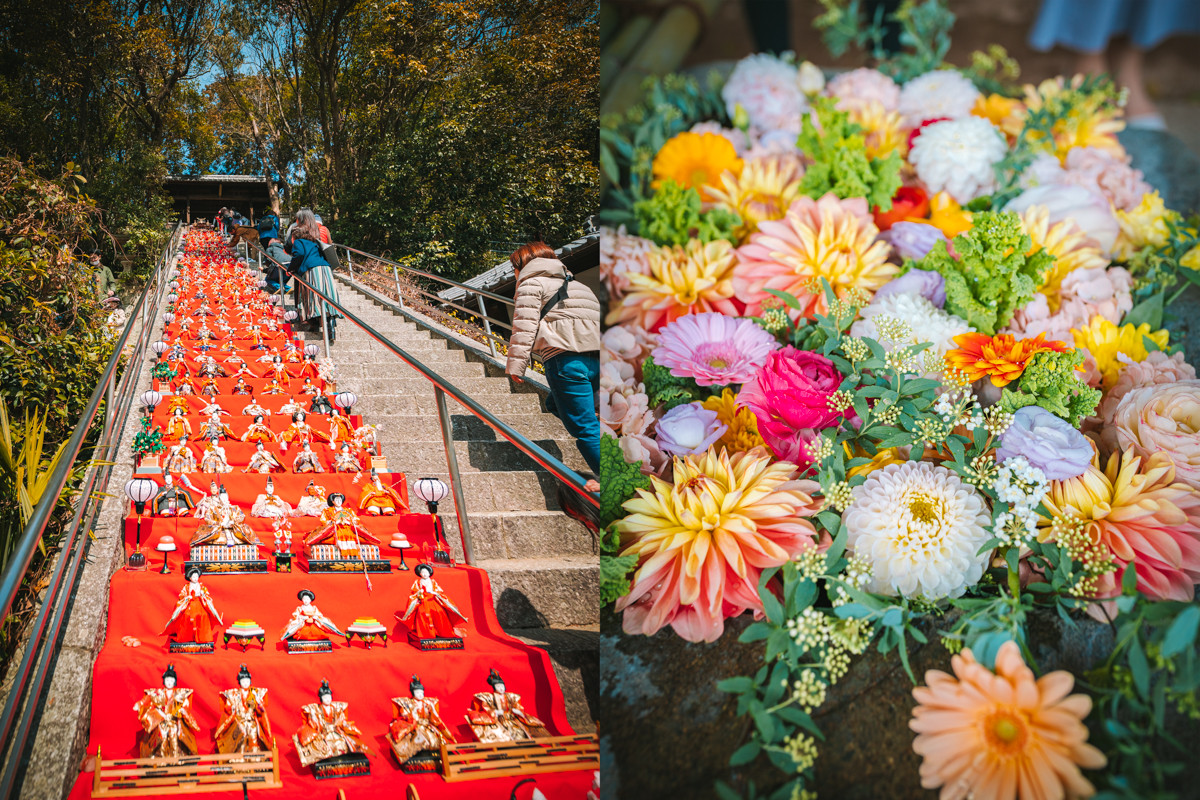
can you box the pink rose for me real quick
[1097,351,1197,425]
[1110,381,1200,490]
[737,346,846,466]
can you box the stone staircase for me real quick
[288,276,599,729]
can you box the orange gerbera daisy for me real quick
[944,332,1072,387]
[652,132,743,202]
[919,191,974,239]
[911,640,1106,800]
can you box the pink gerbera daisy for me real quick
[652,313,780,386]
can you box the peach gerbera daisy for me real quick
[1019,206,1108,311]
[733,193,894,322]
[605,239,740,332]
[1071,315,1169,390]
[944,332,1072,387]
[1038,450,1200,602]
[911,640,1106,800]
[614,448,822,642]
[705,158,803,241]
[652,132,743,202]
[848,100,908,159]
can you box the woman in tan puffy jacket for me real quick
[505,242,601,477]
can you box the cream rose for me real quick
[1111,380,1200,490]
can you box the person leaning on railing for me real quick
[504,241,601,486]
[285,208,342,341]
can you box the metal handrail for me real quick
[332,244,515,305]
[247,243,598,566]
[0,223,184,795]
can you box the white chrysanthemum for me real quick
[826,67,900,112]
[910,118,1007,204]
[722,53,808,133]
[897,69,982,126]
[844,462,992,599]
[850,292,974,376]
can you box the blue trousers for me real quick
[542,352,600,475]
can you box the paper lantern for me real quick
[124,477,158,512]
[304,344,320,358]
[139,390,162,412]
[150,341,168,356]
[413,477,449,509]
[334,391,357,412]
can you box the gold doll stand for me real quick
[91,742,282,796]
[440,733,599,782]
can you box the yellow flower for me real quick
[1022,77,1126,162]
[706,158,804,242]
[606,239,739,332]
[1113,190,1176,261]
[702,388,765,454]
[919,191,973,239]
[1019,205,1108,311]
[971,93,1025,138]
[652,132,743,202]
[1072,315,1169,389]
[847,100,907,159]
[1181,245,1200,272]
[844,442,904,478]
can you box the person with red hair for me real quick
[505,241,601,480]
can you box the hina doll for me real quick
[231,361,257,381]
[153,473,196,516]
[318,359,337,394]
[163,435,198,474]
[309,393,334,415]
[173,376,197,395]
[398,564,467,640]
[353,423,380,452]
[199,376,221,396]
[331,442,361,473]
[244,441,286,473]
[261,356,290,383]
[290,356,321,384]
[465,670,548,743]
[327,408,354,443]
[292,441,325,474]
[254,349,279,364]
[191,488,261,548]
[161,567,223,644]
[165,407,192,441]
[283,343,303,363]
[135,665,200,758]
[280,590,344,642]
[251,477,294,518]
[304,493,379,558]
[241,399,271,417]
[293,680,367,767]
[197,356,227,378]
[294,481,327,516]
[387,676,456,763]
[261,378,287,396]
[197,400,229,418]
[198,411,236,440]
[358,469,405,515]
[193,480,222,520]
[232,377,253,395]
[278,396,306,416]
[280,410,329,448]
[199,436,233,473]
[241,414,277,443]
[214,665,272,755]
[165,395,192,416]
[298,377,320,396]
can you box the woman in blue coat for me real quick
[285,209,341,341]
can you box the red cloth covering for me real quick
[151,394,357,417]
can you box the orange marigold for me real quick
[944,332,1072,387]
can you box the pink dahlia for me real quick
[1096,350,1197,425]
[652,313,780,387]
[826,67,900,113]
[1004,266,1132,345]
[1111,381,1200,490]
[600,225,656,300]
[736,346,847,466]
[1024,148,1153,213]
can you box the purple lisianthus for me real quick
[874,264,947,309]
[881,221,949,263]
[995,406,1093,481]
[653,312,780,387]
[654,403,728,457]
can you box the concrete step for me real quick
[477,556,599,628]
[467,510,596,560]
[353,387,542,415]
[355,375,520,397]
[419,471,567,514]
[505,627,598,732]
[372,412,570,442]
[335,355,487,376]
[384,437,589,474]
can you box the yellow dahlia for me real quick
[733,193,895,321]
[606,239,739,332]
[1181,244,1200,272]
[1038,450,1200,601]
[1071,315,1169,390]
[1113,190,1175,261]
[651,132,743,202]
[705,158,803,241]
[920,191,974,239]
[971,93,1026,138]
[911,640,1106,800]
[614,448,821,642]
[1023,77,1126,162]
[848,100,907,159]
[945,332,1072,388]
[1019,205,1108,311]
[701,388,765,454]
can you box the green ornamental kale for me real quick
[633,180,741,247]
[599,434,650,604]
[918,210,1054,335]
[797,97,903,211]
[642,355,707,410]
[998,349,1100,427]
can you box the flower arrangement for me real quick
[599,5,1200,797]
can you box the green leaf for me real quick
[1122,290,1164,330]
[600,552,639,605]
[1128,636,1150,698]
[717,676,756,694]
[729,740,761,766]
[598,434,652,526]
[1161,605,1200,658]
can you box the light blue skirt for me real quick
[298,264,342,322]
[1030,0,1200,51]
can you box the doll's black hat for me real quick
[163,663,178,683]
[414,563,433,578]
[486,669,504,688]
[237,664,251,683]
[297,588,315,602]
[318,679,332,699]
[409,675,424,695]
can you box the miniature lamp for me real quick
[166,293,177,303]
[304,344,320,359]
[414,478,452,565]
[162,312,175,325]
[257,279,267,289]
[284,309,298,322]
[334,391,357,415]
[270,294,282,305]
[156,535,176,575]
[124,477,158,570]
[151,341,168,358]
[140,390,162,415]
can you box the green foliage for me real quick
[813,0,954,83]
[132,416,166,458]
[796,98,902,212]
[0,397,72,571]
[633,181,741,247]
[642,355,708,411]
[599,434,651,606]
[917,211,1053,335]
[999,350,1100,426]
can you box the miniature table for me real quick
[223,621,266,651]
[345,619,388,650]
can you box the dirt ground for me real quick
[679,0,1200,155]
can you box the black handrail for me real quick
[251,243,598,508]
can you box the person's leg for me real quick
[542,353,601,474]
[1110,38,1161,122]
